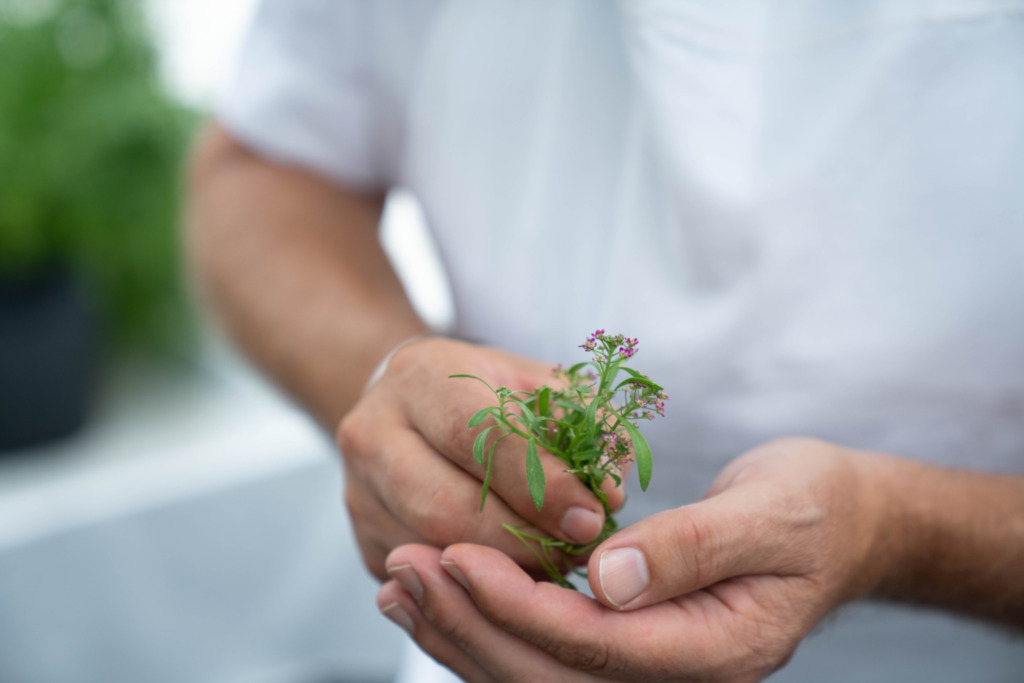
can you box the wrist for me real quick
[839,449,915,602]
[849,451,955,603]
[363,332,440,393]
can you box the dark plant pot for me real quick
[0,267,99,451]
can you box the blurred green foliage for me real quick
[0,0,195,350]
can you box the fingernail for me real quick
[381,602,415,634]
[560,507,603,544]
[440,560,470,591]
[387,564,424,603]
[599,547,649,609]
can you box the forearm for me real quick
[186,123,428,429]
[864,453,1024,628]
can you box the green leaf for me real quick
[512,398,539,432]
[473,426,495,465]
[539,416,576,433]
[552,400,586,417]
[526,438,545,510]
[480,434,507,510]
[572,448,604,466]
[568,361,590,376]
[618,367,664,391]
[467,407,495,428]
[584,395,600,434]
[613,376,659,392]
[622,422,653,491]
[449,374,497,393]
[605,363,623,389]
[536,387,550,418]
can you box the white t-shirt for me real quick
[221,1,1024,680]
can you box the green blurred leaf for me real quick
[613,376,659,392]
[512,398,538,432]
[526,438,545,510]
[622,422,653,491]
[584,395,599,434]
[480,433,507,511]
[536,387,550,418]
[472,426,494,465]
[618,367,664,391]
[568,361,589,376]
[0,0,197,351]
[468,407,495,429]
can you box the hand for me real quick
[338,337,625,579]
[376,438,893,681]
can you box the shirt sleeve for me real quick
[217,0,398,190]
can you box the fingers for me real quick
[377,580,495,683]
[339,336,632,580]
[378,544,589,682]
[588,483,808,611]
[388,543,790,682]
[397,351,623,546]
[447,430,611,545]
[347,423,571,573]
[436,543,722,679]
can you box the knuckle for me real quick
[417,483,474,545]
[442,418,473,464]
[671,512,715,590]
[423,603,479,654]
[336,410,371,458]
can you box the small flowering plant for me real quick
[451,330,668,586]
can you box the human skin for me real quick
[187,124,621,580]
[377,438,1024,681]
[189,125,1024,679]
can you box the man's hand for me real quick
[339,337,625,579]
[375,437,1024,681]
[189,126,622,581]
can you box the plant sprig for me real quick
[451,330,668,586]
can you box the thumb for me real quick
[588,485,795,610]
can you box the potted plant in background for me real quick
[0,0,195,450]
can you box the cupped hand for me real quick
[376,437,896,681]
[338,337,625,579]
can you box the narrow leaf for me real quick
[536,387,550,418]
[526,439,545,510]
[622,422,653,491]
[552,400,586,416]
[467,407,495,428]
[618,367,664,391]
[472,426,495,465]
[613,376,658,392]
[584,395,599,434]
[568,361,590,376]
[538,417,576,433]
[512,398,538,431]
[572,448,604,466]
[480,434,507,510]
[448,373,497,392]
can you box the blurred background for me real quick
[0,1,451,680]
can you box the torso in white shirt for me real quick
[222,1,1024,679]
